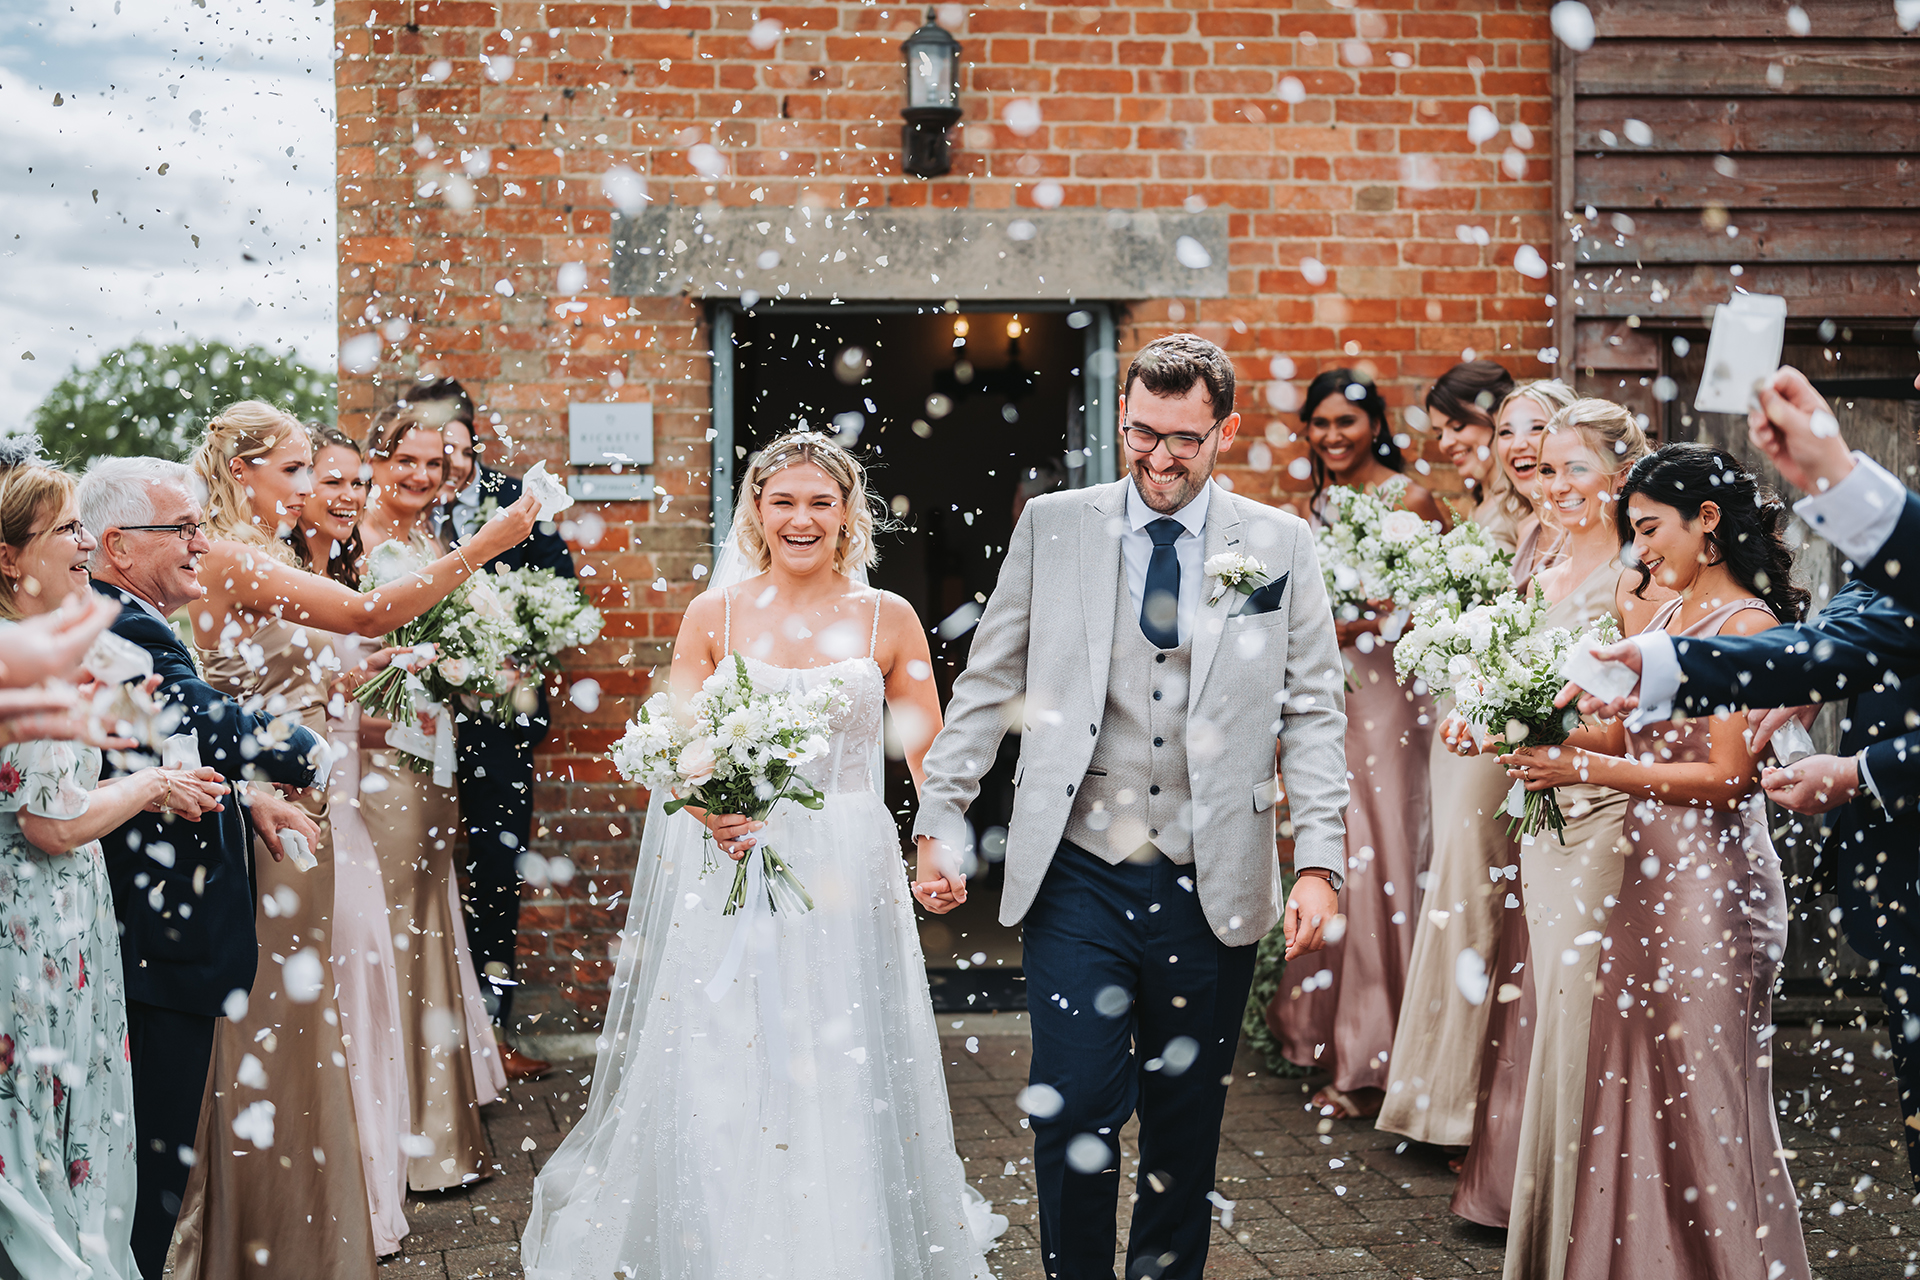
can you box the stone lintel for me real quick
[609,205,1230,302]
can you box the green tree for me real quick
[28,339,335,466]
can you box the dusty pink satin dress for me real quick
[1563,596,1808,1280]
[1270,490,1435,1100]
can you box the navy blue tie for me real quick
[1140,517,1183,649]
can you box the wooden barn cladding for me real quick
[1557,0,1920,411]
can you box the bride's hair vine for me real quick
[733,428,893,575]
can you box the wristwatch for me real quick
[1294,867,1335,883]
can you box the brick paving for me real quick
[389,1019,1920,1278]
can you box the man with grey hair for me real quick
[78,455,328,1279]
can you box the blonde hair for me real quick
[1492,379,1579,524]
[0,459,78,621]
[731,431,885,575]
[1544,397,1651,476]
[190,399,306,564]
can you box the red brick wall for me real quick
[335,0,1555,1033]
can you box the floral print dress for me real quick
[0,739,139,1280]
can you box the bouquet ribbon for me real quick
[385,693,457,789]
[704,846,791,1084]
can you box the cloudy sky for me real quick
[0,0,336,433]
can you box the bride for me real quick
[522,431,1006,1279]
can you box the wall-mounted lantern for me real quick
[900,10,962,179]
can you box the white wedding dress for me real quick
[523,590,1005,1280]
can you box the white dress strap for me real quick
[722,587,732,652]
[868,590,883,660]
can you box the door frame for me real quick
[707,299,1119,541]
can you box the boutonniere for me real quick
[1204,552,1272,605]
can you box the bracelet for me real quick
[453,543,475,575]
[160,773,173,816]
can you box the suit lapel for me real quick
[95,581,195,668]
[1079,481,1128,700]
[1188,486,1245,701]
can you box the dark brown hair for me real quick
[305,424,367,587]
[1426,359,1514,431]
[1122,333,1236,420]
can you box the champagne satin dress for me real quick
[1499,562,1634,1280]
[321,629,411,1254]
[1377,498,1523,1146]
[1563,597,1808,1280]
[357,535,506,1192]
[172,619,378,1280]
[1270,491,1436,1104]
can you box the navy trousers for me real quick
[455,708,546,1025]
[1022,842,1260,1280]
[126,1001,215,1280]
[1830,825,1920,1188]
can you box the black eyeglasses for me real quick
[116,521,206,542]
[1123,421,1221,461]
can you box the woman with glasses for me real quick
[164,401,536,1279]
[1268,369,1445,1121]
[0,448,227,1280]
[355,403,520,1193]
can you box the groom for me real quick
[915,333,1349,1280]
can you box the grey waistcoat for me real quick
[1063,554,1196,864]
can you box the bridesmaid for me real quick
[1506,443,1811,1279]
[356,403,514,1190]
[1270,369,1444,1119]
[297,427,411,1255]
[1444,378,1578,1220]
[0,457,224,1280]
[1472,400,1663,1280]
[1378,359,1517,1149]
[170,402,535,1276]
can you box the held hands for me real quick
[1501,744,1591,790]
[1283,873,1338,961]
[1555,638,1644,719]
[910,835,968,915]
[1760,753,1859,815]
[1747,367,1853,498]
[701,811,765,862]
[144,767,229,820]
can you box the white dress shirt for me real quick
[1122,477,1211,649]
[1628,453,1911,733]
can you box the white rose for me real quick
[437,656,473,686]
[1379,510,1427,546]
[677,737,717,786]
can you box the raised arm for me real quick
[912,505,1037,856]
[1275,518,1351,883]
[205,493,541,637]
[1673,581,1918,716]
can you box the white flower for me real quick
[677,737,717,786]
[1378,510,1427,546]
[437,656,473,686]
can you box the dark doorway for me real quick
[712,301,1115,1002]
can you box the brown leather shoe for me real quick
[499,1044,553,1081]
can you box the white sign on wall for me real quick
[568,401,654,466]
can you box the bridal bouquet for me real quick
[1392,517,1516,620]
[609,654,842,915]
[488,565,605,673]
[1315,476,1436,623]
[353,542,524,767]
[1394,590,1618,842]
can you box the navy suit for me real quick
[1850,488,1920,617]
[450,466,577,1025]
[91,580,324,1277]
[1670,579,1920,1186]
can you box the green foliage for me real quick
[1241,871,1312,1079]
[26,339,334,466]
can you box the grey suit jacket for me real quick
[914,479,1350,945]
